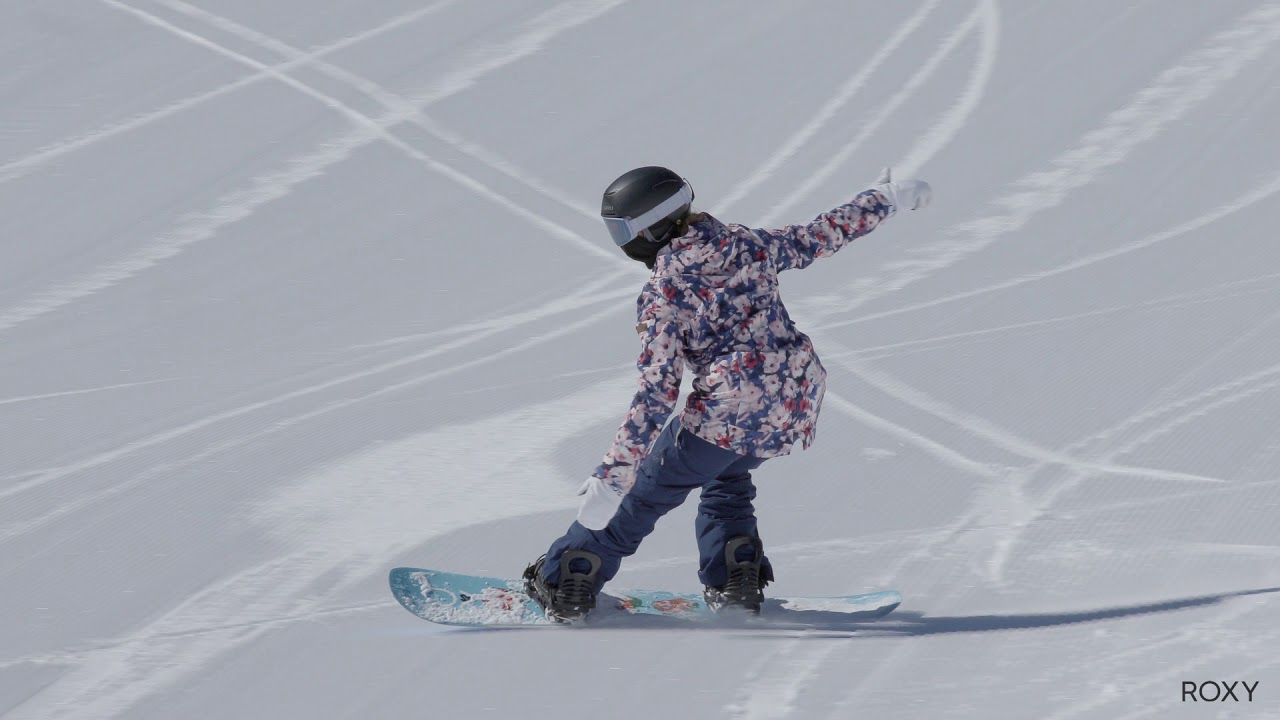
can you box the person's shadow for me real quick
[735,586,1280,637]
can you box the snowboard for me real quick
[389,566,901,628]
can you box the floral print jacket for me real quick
[593,189,895,491]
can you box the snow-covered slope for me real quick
[3,1,1279,718]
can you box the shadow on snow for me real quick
[870,586,1280,638]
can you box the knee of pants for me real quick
[699,486,758,518]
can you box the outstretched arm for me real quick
[754,169,930,271]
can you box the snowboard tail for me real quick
[389,567,901,628]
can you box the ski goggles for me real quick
[602,182,695,247]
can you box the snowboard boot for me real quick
[522,550,601,623]
[704,536,771,615]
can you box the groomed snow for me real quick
[2,1,1278,718]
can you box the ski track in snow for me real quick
[102,0,610,264]
[827,271,1280,361]
[893,0,1000,179]
[819,340,1226,486]
[151,0,603,225]
[820,390,998,480]
[713,0,943,216]
[732,3,1280,716]
[0,0,458,184]
[978,306,1280,589]
[340,270,633,351]
[820,166,1280,331]
[971,289,1280,592]
[805,1,1280,325]
[0,0,629,336]
[756,0,995,230]
[0,378,178,406]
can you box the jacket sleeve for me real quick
[753,189,894,271]
[591,294,684,494]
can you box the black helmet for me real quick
[600,166,694,268]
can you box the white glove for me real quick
[576,477,625,530]
[873,167,931,212]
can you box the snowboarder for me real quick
[524,166,932,621]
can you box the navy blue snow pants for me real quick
[543,417,771,591]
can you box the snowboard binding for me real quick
[523,550,601,623]
[703,536,771,615]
